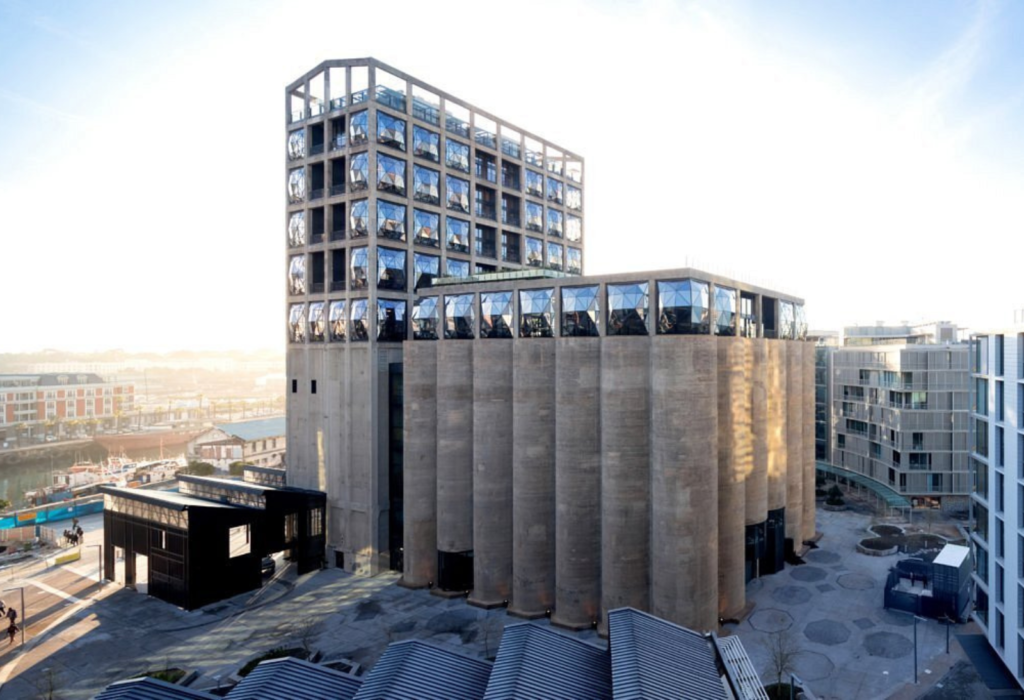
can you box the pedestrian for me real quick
[7,621,17,645]
[7,607,17,625]
[76,525,84,542]
[0,599,6,617]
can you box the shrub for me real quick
[826,485,845,506]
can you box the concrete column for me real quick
[510,340,556,617]
[468,340,514,608]
[802,343,817,543]
[436,342,473,555]
[718,337,751,618]
[651,335,719,632]
[553,339,601,629]
[785,340,804,544]
[600,338,650,632]
[746,339,768,526]
[767,341,788,512]
[401,342,437,588]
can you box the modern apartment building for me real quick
[284,59,584,574]
[809,331,839,461]
[829,324,969,508]
[970,326,1024,685]
[0,373,135,440]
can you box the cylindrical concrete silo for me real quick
[468,340,514,608]
[802,342,817,544]
[600,337,651,634]
[552,339,602,629]
[718,336,751,619]
[785,340,804,544]
[767,340,788,512]
[746,338,768,527]
[436,341,474,588]
[510,340,556,617]
[401,341,437,588]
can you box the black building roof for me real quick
[100,486,245,512]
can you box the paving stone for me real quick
[853,617,875,630]
[836,573,874,590]
[864,630,914,659]
[771,585,813,605]
[789,566,827,583]
[805,550,841,564]
[804,619,851,646]
[748,608,794,633]
[791,650,836,681]
[815,583,835,593]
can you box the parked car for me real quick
[261,556,276,577]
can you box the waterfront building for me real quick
[189,417,287,468]
[0,373,134,441]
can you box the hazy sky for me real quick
[2,0,1022,352]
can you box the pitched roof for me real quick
[483,623,611,700]
[215,417,286,442]
[227,657,361,700]
[607,607,728,700]
[93,677,218,700]
[352,640,492,700]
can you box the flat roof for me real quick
[214,417,286,442]
[101,486,244,512]
[178,474,324,497]
[933,544,971,568]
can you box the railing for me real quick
[476,163,497,182]
[309,188,324,200]
[330,280,346,292]
[475,129,496,149]
[310,231,324,245]
[448,242,470,254]
[376,86,407,112]
[291,110,304,123]
[310,142,325,156]
[525,150,542,167]
[331,133,348,150]
[330,97,346,111]
[502,212,520,227]
[309,282,325,294]
[351,89,369,105]
[329,227,345,242]
[412,98,440,126]
[503,251,520,264]
[415,235,439,247]
[501,174,520,190]
[475,204,496,220]
[476,244,497,259]
[446,116,469,138]
[329,185,346,197]
[501,138,520,159]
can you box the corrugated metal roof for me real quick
[715,634,769,700]
[227,657,361,700]
[215,418,286,442]
[352,640,491,700]
[483,623,611,700]
[607,607,728,700]
[93,676,219,699]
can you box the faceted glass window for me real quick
[349,110,368,146]
[519,288,555,338]
[446,258,470,278]
[413,209,440,247]
[288,255,306,295]
[288,211,306,247]
[657,279,709,335]
[289,303,306,343]
[562,286,599,337]
[525,170,544,198]
[308,301,326,342]
[795,304,808,339]
[446,175,470,213]
[546,177,563,204]
[377,247,406,291]
[566,185,582,211]
[566,247,582,275]
[547,209,563,238]
[287,130,306,160]
[350,299,369,341]
[328,300,347,341]
[349,153,369,192]
[413,253,440,288]
[446,139,470,173]
[377,112,406,151]
[350,199,369,238]
[413,165,440,205]
[444,294,475,339]
[412,296,440,340]
[288,168,306,203]
[480,291,513,339]
[780,301,796,339]
[377,299,406,342]
[607,282,649,336]
[350,247,369,290]
[377,200,406,241]
[525,237,544,267]
[525,202,544,232]
[547,242,563,271]
[566,214,582,243]
[413,126,440,162]
[447,217,470,253]
[713,285,737,336]
[377,154,406,196]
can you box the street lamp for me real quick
[3,587,25,647]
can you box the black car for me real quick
[261,556,276,577]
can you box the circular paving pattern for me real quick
[837,573,874,590]
[749,608,794,633]
[771,585,813,605]
[864,630,914,659]
[804,619,851,646]
[805,549,841,565]
[789,566,828,583]
[879,610,915,627]
[791,650,835,681]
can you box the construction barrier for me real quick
[54,549,81,566]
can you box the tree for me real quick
[293,616,323,658]
[185,461,215,476]
[826,485,844,506]
[762,629,802,693]
[229,461,246,477]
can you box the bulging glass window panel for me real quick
[566,185,582,211]
[566,214,582,242]
[413,126,440,162]
[349,153,369,192]
[547,242,563,271]
[413,253,440,288]
[780,301,796,339]
[607,282,649,336]
[350,247,369,290]
[656,279,709,335]
[287,130,306,160]
[566,247,582,274]
[377,154,406,196]
[377,200,407,241]
[350,299,369,341]
[525,236,544,267]
[413,165,440,205]
[525,202,544,232]
[795,304,808,339]
[377,112,406,151]
[349,110,368,146]
[446,175,470,213]
[446,217,470,253]
[413,209,440,247]
[444,294,475,339]
[519,288,555,338]
[412,296,440,340]
[480,291,513,338]
[561,286,599,337]
[525,170,544,198]
[288,255,306,295]
[446,258,470,278]
[547,209,563,238]
[350,199,369,237]
[566,160,583,184]
[289,303,306,343]
[546,177,563,204]
[288,211,306,247]
[308,301,326,342]
[288,168,306,203]
[445,140,470,173]
[377,247,407,291]
[328,300,347,341]
[713,285,737,336]
[377,299,407,342]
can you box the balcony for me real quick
[331,133,348,151]
[412,97,440,126]
[330,280,346,292]
[330,97,346,111]
[501,173,519,190]
[475,129,496,149]
[502,211,520,227]
[351,89,369,105]
[476,243,497,259]
[446,116,470,139]
[309,282,325,294]
[475,203,496,220]
[503,251,520,264]
[329,184,346,197]
[375,86,407,112]
[309,188,324,201]
[329,227,345,242]
[501,138,520,159]
[310,231,324,245]
[310,143,325,156]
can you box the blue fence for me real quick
[0,498,103,530]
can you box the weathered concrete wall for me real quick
[401,342,437,587]
[767,341,788,512]
[553,338,602,629]
[746,339,768,526]
[786,341,804,542]
[718,337,750,618]
[802,343,817,543]
[436,342,473,555]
